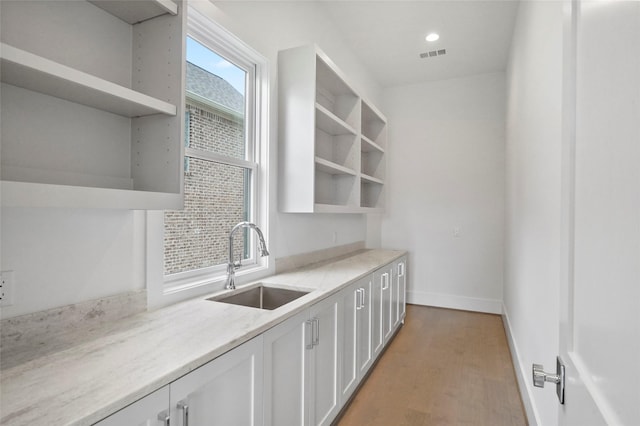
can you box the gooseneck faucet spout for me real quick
[225,222,269,290]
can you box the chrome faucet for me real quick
[224,221,269,290]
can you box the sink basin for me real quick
[208,284,310,310]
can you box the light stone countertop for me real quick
[0,248,405,426]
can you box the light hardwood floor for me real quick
[336,305,527,426]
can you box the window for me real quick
[149,5,269,306]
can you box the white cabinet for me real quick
[0,0,185,209]
[393,256,407,328]
[278,44,387,213]
[373,265,394,358]
[94,386,170,426]
[339,275,373,405]
[94,255,406,426]
[169,335,263,426]
[263,294,340,426]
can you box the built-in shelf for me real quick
[361,173,384,185]
[0,0,185,209]
[279,44,387,213]
[315,157,357,176]
[1,181,182,210]
[315,103,357,136]
[0,43,176,118]
[89,0,177,24]
[361,135,385,154]
[361,100,387,149]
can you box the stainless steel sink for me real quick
[207,284,310,310]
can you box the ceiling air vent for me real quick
[420,49,447,59]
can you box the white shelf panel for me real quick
[361,136,385,154]
[0,43,177,118]
[361,174,384,185]
[315,103,357,136]
[315,157,357,176]
[89,0,177,24]
[1,181,183,210]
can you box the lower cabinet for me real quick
[339,275,373,405]
[372,266,392,358]
[94,386,170,426]
[263,293,340,426]
[393,256,407,328]
[169,335,264,426]
[95,257,406,426]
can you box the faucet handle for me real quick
[233,260,242,269]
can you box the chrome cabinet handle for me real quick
[382,273,389,290]
[157,409,170,426]
[359,287,365,309]
[398,262,405,277]
[312,318,320,346]
[177,400,189,426]
[356,288,363,310]
[305,319,314,349]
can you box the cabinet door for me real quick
[372,269,384,358]
[356,275,373,377]
[391,261,401,331]
[397,257,407,321]
[263,309,310,426]
[308,294,340,426]
[339,281,359,405]
[170,336,263,426]
[95,386,170,426]
[380,267,393,344]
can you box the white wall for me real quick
[503,2,563,425]
[381,72,506,314]
[1,208,145,317]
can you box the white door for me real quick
[558,1,640,424]
[170,336,264,426]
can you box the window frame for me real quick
[146,4,270,309]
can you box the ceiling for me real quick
[321,1,520,88]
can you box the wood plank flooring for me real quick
[336,305,527,426]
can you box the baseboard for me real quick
[502,303,540,426]
[407,290,503,314]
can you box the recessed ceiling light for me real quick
[425,33,440,42]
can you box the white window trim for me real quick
[146,4,270,309]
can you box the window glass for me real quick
[184,37,247,160]
[164,159,251,275]
[164,37,257,277]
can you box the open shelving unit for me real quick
[0,0,185,209]
[278,44,387,213]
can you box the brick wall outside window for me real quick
[164,102,247,275]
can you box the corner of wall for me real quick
[502,303,540,426]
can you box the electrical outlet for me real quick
[1,271,15,307]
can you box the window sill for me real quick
[155,263,271,309]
